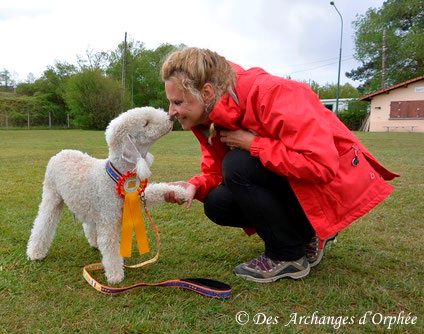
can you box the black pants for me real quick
[204,149,315,261]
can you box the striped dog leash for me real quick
[82,161,232,299]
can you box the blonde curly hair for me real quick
[161,47,236,106]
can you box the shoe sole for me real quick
[309,234,337,268]
[234,265,311,283]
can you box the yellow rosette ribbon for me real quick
[116,171,149,257]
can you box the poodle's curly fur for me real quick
[27,107,188,284]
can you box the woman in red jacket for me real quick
[161,47,398,283]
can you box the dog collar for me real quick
[106,160,122,183]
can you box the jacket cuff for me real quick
[187,178,205,202]
[250,136,263,157]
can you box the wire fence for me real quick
[0,111,71,129]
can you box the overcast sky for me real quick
[1,0,385,86]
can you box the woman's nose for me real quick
[168,107,177,121]
[169,104,178,115]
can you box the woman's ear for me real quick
[201,83,215,103]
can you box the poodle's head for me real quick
[105,107,173,154]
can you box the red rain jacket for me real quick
[188,64,398,240]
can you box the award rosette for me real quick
[116,171,149,257]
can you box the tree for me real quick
[64,69,123,129]
[132,43,180,109]
[347,0,424,93]
[0,69,16,91]
[106,39,146,108]
[76,48,111,72]
[26,73,36,83]
[105,41,181,110]
[309,82,360,99]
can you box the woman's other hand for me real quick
[220,130,256,151]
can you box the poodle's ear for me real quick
[105,122,115,147]
[136,158,152,180]
[121,134,143,163]
[105,116,122,150]
[145,152,154,167]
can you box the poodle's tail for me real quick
[27,183,63,260]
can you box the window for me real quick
[324,104,334,111]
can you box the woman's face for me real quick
[165,80,208,130]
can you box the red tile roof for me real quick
[359,75,424,101]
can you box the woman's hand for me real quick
[164,181,197,208]
[220,130,256,151]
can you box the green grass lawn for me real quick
[0,130,423,333]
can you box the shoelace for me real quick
[248,255,281,271]
[306,236,319,257]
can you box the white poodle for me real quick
[27,107,188,284]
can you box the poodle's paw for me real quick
[143,183,189,208]
[168,185,190,202]
[26,240,49,260]
[88,242,98,249]
[105,267,125,284]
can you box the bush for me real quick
[337,100,369,130]
[64,69,127,130]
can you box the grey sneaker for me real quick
[306,234,338,268]
[234,255,310,283]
